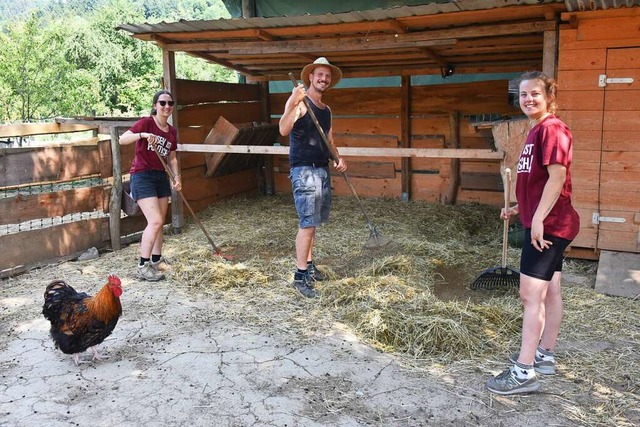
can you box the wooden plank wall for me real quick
[175,79,264,210]
[558,9,640,253]
[270,79,519,205]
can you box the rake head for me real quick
[364,225,390,249]
[470,266,520,290]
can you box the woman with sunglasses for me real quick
[119,89,181,281]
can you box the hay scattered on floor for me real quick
[8,193,638,425]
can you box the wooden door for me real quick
[597,47,640,252]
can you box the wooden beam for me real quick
[254,29,276,41]
[259,80,274,195]
[162,48,185,231]
[400,75,411,202]
[444,111,461,205]
[0,123,97,138]
[164,21,555,54]
[108,126,122,250]
[417,47,449,67]
[210,37,457,55]
[177,144,505,159]
[388,19,408,34]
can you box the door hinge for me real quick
[592,212,626,225]
[598,74,634,87]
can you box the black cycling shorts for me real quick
[520,228,572,281]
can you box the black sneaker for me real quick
[307,263,326,282]
[291,274,317,298]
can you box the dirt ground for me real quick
[1,195,638,427]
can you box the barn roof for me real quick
[117,0,607,80]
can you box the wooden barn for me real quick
[117,0,640,258]
[1,0,639,275]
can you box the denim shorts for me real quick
[290,166,331,228]
[520,228,572,281]
[130,170,171,201]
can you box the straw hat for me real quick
[301,57,342,89]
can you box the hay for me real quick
[18,192,637,425]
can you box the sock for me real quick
[294,268,308,280]
[536,346,555,361]
[139,257,150,266]
[513,361,535,380]
[151,254,161,263]
[307,260,313,267]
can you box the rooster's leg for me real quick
[90,346,104,362]
[73,353,80,366]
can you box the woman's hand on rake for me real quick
[500,205,518,220]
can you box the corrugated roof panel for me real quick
[118,0,564,34]
[565,0,639,11]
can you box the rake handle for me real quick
[502,168,512,268]
[151,144,223,255]
[288,73,376,230]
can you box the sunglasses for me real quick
[158,100,175,107]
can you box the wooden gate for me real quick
[597,47,640,252]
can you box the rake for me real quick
[470,168,520,290]
[288,73,389,249]
[151,145,232,261]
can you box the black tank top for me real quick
[289,97,331,168]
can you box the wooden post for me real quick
[108,126,122,250]
[400,75,411,202]
[242,0,255,18]
[444,111,461,205]
[259,80,275,195]
[542,28,558,78]
[162,48,185,232]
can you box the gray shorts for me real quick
[290,166,331,228]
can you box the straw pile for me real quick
[105,193,638,425]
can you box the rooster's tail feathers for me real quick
[43,280,80,319]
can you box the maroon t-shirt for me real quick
[128,116,178,175]
[515,115,580,240]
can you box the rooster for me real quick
[42,274,123,365]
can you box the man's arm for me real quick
[279,84,306,136]
[327,128,347,172]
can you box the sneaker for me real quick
[291,274,317,298]
[486,367,540,395]
[150,256,171,272]
[307,263,326,282]
[509,352,556,375]
[137,261,165,281]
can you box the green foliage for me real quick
[0,0,235,123]
[0,14,101,122]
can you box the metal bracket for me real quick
[599,74,635,87]
[592,212,626,225]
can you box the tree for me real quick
[0,0,237,122]
[0,14,101,122]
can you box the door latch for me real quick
[598,74,634,87]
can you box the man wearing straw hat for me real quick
[279,57,347,298]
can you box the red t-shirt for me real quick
[515,115,580,240]
[128,116,178,175]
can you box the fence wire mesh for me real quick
[0,176,110,236]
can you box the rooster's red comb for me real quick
[108,274,121,286]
